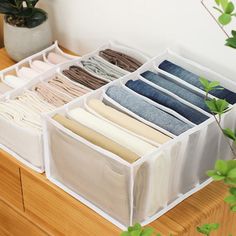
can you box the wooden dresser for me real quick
[0,48,235,236]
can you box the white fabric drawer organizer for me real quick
[0,41,149,173]
[43,49,236,229]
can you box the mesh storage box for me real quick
[43,49,236,229]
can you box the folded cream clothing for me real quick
[4,75,28,88]
[87,99,171,145]
[34,82,72,107]
[31,60,54,72]
[50,128,130,224]
[0,91,55,130]
[47,52,69,64]
[15,91,56,114]
[68,108,156,157]
[53,114,139,163]
[47,76,90,98]
[0,82,12,94]
[18,67,39,80]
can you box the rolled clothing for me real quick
[141,71,210,112]
[0,81,13,94]
[81,56,126,81]
[47,52,69,64]
[47,75,91,98]
[53,114,139,163]
[126,80,209,125]
[159,60,236,104]
[63,65,108,90]
[34,82,72,107]
[88,99,171,145]
[68,108,156,157]
[99,49,143,72]
[105,86,193,136]
[4,75,28,88]
[18,67,39,80]
[31,60,54,72]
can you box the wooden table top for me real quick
[0,47,235,236]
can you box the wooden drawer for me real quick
[21,170,120,236]
[0,149,24,211]
[0,199,48,236]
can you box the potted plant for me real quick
[0,0,53,61]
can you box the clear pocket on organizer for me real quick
[0,115,43,170]
[45,119,132,226]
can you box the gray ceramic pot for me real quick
[4,18,53,61]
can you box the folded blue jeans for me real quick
[105,86,193,136]
[141,71,210,113]
[158,60,236,104]
[126,80,209,125]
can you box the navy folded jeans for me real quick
[158,60,236,104]
[126,80,209,125]
[105,86,193,136]
[141,71,210,113]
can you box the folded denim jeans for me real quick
[105,86,193,136]
[159,60,236,104]
[141,71,210,112]
[126,80,209,125]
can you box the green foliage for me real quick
[207,159,236,183]
[0,0,47,28]
[197,223,220,236]
[226,30,236,49]
[214,0,236,25]
[205,98,230,116]
[199,77,222,94]
[120,223,172,236]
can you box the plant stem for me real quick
[213,114,236,157]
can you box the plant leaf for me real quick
[224,195,236,204]
[231,205,236,212]
[232,30,236,37]
[207,170,217,177]
[215,160,228,175]
[227,168,236,179]
[226,38,236,48]
[219,13,232,25]
[141,228,154,236]
[230,187,236,196]
[212,175,226,181]
[225,2,235,14]
[223,128,236,141]
[220,0,229,11]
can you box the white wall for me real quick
[39,0,236,81]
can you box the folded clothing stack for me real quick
[0,91,55,130]
[99,49,143,72]
[47,75,91,98]
[62,65,108,90]
[81,56,126,81]
[53,94,174,164]
[158,60,236,104]
[34,82,73,107]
